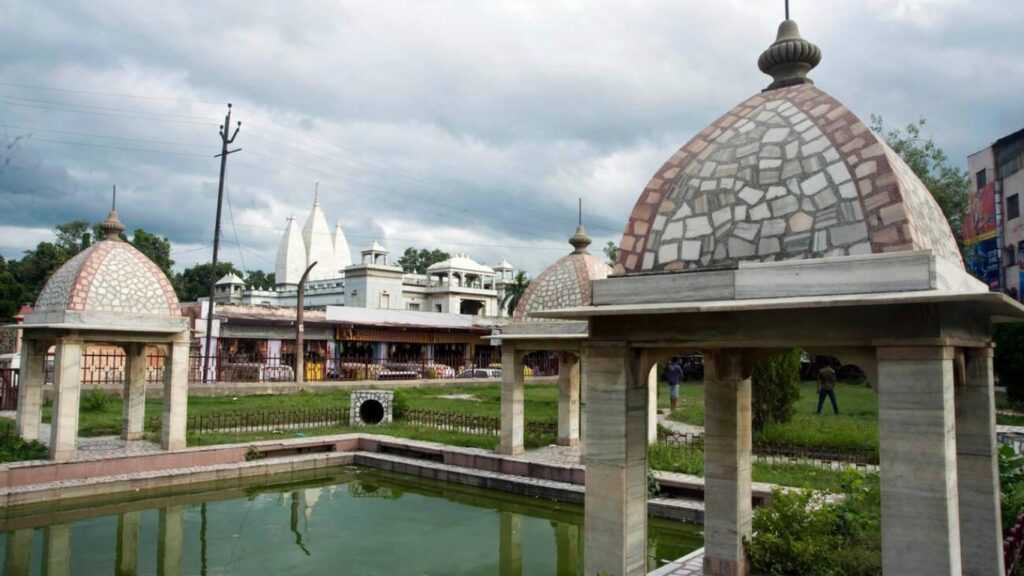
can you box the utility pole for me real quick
[202,104,242,384]
[295,262,318,384]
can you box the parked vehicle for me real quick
[455,368,502,379]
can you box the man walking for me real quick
[666,357,684,412]
[816,364,839,415]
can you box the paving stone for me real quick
[728,237,756,257]
[680,240,702,261]
[758,237,781,255]
[770,195,799,216]
[789,212,813,233]
[830,222,870,245]
[749,202,771,221]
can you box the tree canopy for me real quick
[245,269,276,290]
[173,261,243,303]
[130,228,174,278]
[501,270,530,315]
[604,241,618,267]
[871,115,970,249]
[397,247,451,274]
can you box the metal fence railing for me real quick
[0,368,18,411]
[1006,513,1024,576]
[659,431,880,471]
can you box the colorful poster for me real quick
[965,237,1000,289]
[963,182,997,245]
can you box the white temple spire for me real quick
[333,221,352,272]
[302,191,335,281]
[275,216,307,287]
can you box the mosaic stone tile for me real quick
[614,83,964,274]
[514,250,611,321]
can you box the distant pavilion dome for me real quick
[494,258,515,272]
[426,253,495,275]
[216,273,245,286]
[514,223,611,321]
[34,209,180,317]
[614,19,962,275]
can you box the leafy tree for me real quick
[130,229,174,278]
[604,241,618,267]
[0,272,24,322]
[996,324,1024,406]
[871,115,970,248]
[54,220,93,255]
[173,261,243,303]
[502,270,531,315]
[751,348,803,432]
[9,242,70,302]
[245,270,276,290]
[397,247,451,274]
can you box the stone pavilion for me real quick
[497,221,612,455]
[15,205,190,461]
[537,18,1024,576]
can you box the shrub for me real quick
[0,432,48,462]
[81,389,111,412]
[1000,444,1024,533]
[746,488,841,575]
[751,349,803,432]
[996,324,1024,406]
[746,469,881,576]
[392,389,410,420]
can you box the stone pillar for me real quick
[499,511,523,576]
[956,346,1004,576]
[3,528,32,576]
[703,349,752,576]
[121,344,148,441]
[648,364,658,444]
[15,339,47,441]
[50,338,83,461]
[43,523,71,576]
[583,345,648,576]
[498,346,525,455]
[555,522,580,576]
[162,341,189,451]
[116,511,141,576]
[878,346,961,576]
[557,352,581,447]
[158,505,184,576]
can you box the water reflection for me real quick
[0,466,701,575]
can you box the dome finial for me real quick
[99,185,125,241]
[757,13,821,91]
[569,198,592,254]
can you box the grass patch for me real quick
[998,411,1024,426]
[47,383,562,437]
[666,380,879,453]
[648,442,868,493]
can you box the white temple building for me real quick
[216,195,517,318]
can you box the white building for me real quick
[216,196,516,318]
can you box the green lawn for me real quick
[648,442,871,493]
[666,381,879,452]
[44,383,562,437]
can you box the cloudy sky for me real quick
[1,0,1022,276]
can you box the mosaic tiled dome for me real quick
[513,224,612,321]
[614,20,962,275]
[35,211,180,316]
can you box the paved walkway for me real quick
[649,548,704,575]
[0,411,161,460]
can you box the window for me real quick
[435,304,443,312]
[1009,194,1020,220]
[380,292,390,309]
[407,303,420,311]
[976,169,987,191]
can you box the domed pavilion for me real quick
[15,204,190,461]
[495,220,613,454]
[535,18,1024,576]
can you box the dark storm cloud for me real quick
[1,0,1022,274]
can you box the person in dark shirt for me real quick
[816,365,839,415]
[666,357,684,412]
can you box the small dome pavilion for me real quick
[533,17,1024,576]
[513,224,611,321]
[497,221,626,455]
[16,203,190,461]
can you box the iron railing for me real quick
[1007,513,1024,576]
[659,431,880,470]
[0,368,18,411]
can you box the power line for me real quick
[0,81,223,105]
[0,97,217,127]
[0,93,213,121]
[0,123,208,149]
[225,184,247,273]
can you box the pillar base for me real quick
[556,437,580,447]
[704,557,749,576]
[496,445,525,456]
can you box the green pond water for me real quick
[0,466,702,575]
